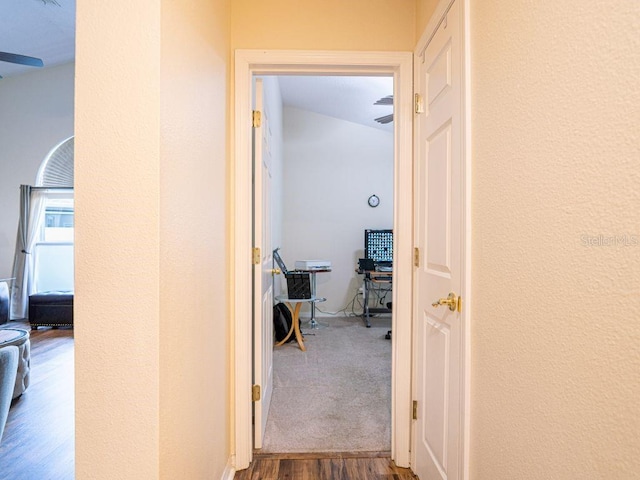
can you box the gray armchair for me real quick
[0,346,18,444]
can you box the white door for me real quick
[413,1,465,479]
[253,78,274,449]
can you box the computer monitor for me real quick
[364,229,393,264]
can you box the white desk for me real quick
[294,268,330,329]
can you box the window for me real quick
[32,135,74,294]
[43,198,74,240]
[33,194,74,293]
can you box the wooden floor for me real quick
[0,322,74,480]
[0,324,417,480]
[234,452,418,480]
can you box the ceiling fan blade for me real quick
[374,95,394,106]
[374,114,394,124]
[0,52,44,68]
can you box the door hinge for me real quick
[252,110,262,128]
[252,247,260,265]
[414,93,424,114]
[414,247,420,268]
[412,400,418,420]
[252,384,261,402]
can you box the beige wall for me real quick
[73,0,639,478]
[231,0,415,52]
[469,0,640,478]
[416,0,439,37]
[75,0,230,478]
[75,0,161,477]
[159,0,230,478]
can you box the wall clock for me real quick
[368,194,380,208]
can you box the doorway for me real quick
[233,50,413,470]
[257,73,395,453]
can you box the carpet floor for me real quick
[261,314,392,453]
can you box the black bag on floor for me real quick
[273,302,294,343]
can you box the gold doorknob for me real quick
[432,292,460,312]
[271,268,282,275]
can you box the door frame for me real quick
[233,50,413,470]
[412,0,471,477]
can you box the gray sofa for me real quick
[0,346,18,444]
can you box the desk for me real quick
[275,295,324,351]
[356,270,392,328]
[296,268,330,329]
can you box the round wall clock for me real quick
[368,194,380,208]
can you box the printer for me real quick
[294,259,332,270]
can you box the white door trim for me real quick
[413,0,471,478]
[232,49,413,470]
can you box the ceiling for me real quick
[0,1,394,132]
[0,0,75,79]
[278,75,394,132]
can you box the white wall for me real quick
[281,106,393,315]
[0,62,74,277]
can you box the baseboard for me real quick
[252,450,392,460]
[221,456,236,480]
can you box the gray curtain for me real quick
[9,186,46,320]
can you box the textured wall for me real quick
[75,0,230,478]
[75,0,161,478]
[159,0,230,478]
[470,0,640,478]
[231,0,415,52]
[73,0,640,477]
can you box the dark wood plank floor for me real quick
[0,322,74,480]
[234,452,418,480]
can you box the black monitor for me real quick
[364,229,393,264]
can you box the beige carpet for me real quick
[261,314,392,453]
